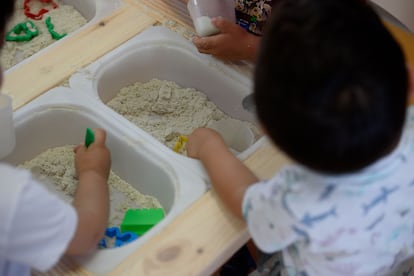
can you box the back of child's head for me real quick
[254,0,409,174]
[1,0,14,33]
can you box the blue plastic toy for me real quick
[98,226,138,249]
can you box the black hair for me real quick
[254,0,408,174]
[1,0,15,35]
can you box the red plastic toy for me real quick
[24,0,58,20]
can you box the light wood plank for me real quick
[110,190,249,276]
[5,1,413,275]
[244,139,291,180]
[3,5,156,111]
[129,0,194,29]
[111,141,287,275]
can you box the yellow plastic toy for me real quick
[173,135,188,153]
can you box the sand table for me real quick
[19,145,162,227]
[1,0,87,70]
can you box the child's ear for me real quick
[408,65,414,105]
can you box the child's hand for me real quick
[192,17,260,62]
[67,128,111,255]
[186,128,227,159]
[187,127,257,220]
[74,128,111,181]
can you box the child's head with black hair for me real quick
[0,0,15,85]
[254,0,409,174]
[0,0,14,38]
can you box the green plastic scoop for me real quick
[85,128,95,148]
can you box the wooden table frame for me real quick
[6,0,414,274]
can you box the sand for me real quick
[19,145,163,227]
[107,78,258,154]
[1,0,87,70]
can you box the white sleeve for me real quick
[242,168,301,254]
[7,177,78,272]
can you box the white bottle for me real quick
[187,0,236,37]
[194,16,220,37]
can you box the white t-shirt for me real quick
[0,164,77,276]
[243,106,414,275]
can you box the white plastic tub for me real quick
[60,0,121,25]
[1,87,207,274]
[4,0,121,72]
[70,26,265,179]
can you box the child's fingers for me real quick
[73,144,84,153]
[193,36,223,56]
[192,36,213,52]
[91,128,107,146]
[211,17,238,34]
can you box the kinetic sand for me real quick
[1,0,87,70]
[20,145,163,227]
[107,78,259,154]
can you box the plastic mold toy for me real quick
[24,0,58,20]
[173,135,188,153]
[6,21,39,42]
[98,226,138,249]
[121,208,165,236]
[45,16,67,40]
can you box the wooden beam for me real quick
[3,5,156,111]
[110,141,288,275]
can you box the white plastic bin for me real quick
[4,0,121,72]
[70,26,266,179]
[1,87,207,274]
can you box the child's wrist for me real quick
[78,170,109,185]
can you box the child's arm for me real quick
[192,17,260,62]
[408,65,414,105]
[187,128,258,219]
[65,128,111,255]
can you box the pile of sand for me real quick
[20,145,162,227]
[1,0,87,70]
[107,78,258,154]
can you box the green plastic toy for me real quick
[6,21,39,42]
[45,16,67,40]
[121,208,164,236]
[84,128,95,148]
